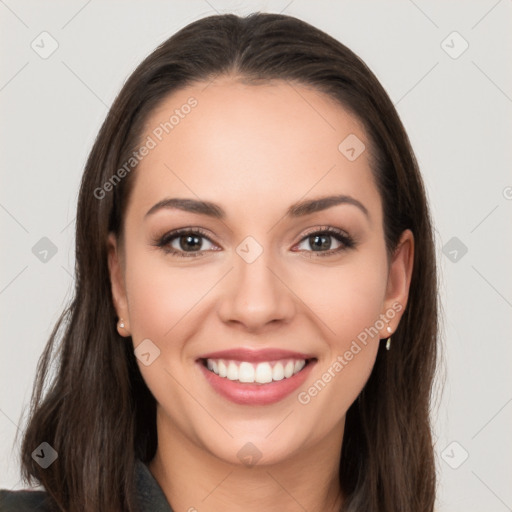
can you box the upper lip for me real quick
[197,348,316,363]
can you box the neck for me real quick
[148,410,345,512]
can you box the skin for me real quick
[108,77,414,512]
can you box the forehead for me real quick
[127,78,381,224]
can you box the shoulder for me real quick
[0,488,51,511]
[135,459,174,511]
[0,460,172,512]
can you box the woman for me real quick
[0,11,438,512]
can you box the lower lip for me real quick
[197,359,316,406]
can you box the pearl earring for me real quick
[118,319,125,329]
[385,326,392,351]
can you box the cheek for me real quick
[122,249,212,412]
[292,251,387,409]
[293,251,388,343]
[124,248,214,342]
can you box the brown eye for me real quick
[157,229,218,258]
[304,233,337,251]
[176,233,204,252]
[295,227,355,257]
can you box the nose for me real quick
[217,248,296,332]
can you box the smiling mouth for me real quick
[199,357,316,385]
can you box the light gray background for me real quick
[1,1,511,511]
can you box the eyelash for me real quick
[154,226,355,259]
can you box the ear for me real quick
[107,233,131,336]
[380,229,414,336]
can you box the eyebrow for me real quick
[145,194,369,220]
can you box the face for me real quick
[108,78,413,466]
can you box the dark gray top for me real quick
[0,460,173,511]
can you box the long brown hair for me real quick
[19,12,439,511]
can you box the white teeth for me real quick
[294,360,306,373]
[227,361,238,380]
[204,358,308,384]
[255,362,273,384]
[238,362,255,383]
[207,359,218,373]
[284,361,294,378]
[272,362,284,381]
[218,360,227,377]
